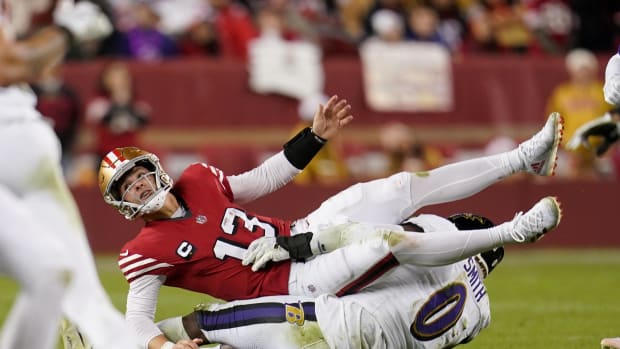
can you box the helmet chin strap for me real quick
[140,189,169,215]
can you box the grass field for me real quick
[1,249,619,348]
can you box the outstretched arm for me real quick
[228,95,353,203]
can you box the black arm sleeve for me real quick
[283,127,326,170]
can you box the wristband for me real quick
[283,127,326,170]
[276,232,314,261]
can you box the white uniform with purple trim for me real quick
[194,256,490,349]
[0,1,139,348]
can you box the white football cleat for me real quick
[519,112,564,176]
[602,337,620,349]
[509,196,562,243]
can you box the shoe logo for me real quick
[120,250,129,257]
[531,160,545,173]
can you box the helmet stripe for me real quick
[103,149,127,169]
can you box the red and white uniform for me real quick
[120,163,293,300]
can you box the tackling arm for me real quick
[0,27,67,86]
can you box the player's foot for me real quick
[518,112,564,176]
[60,318,93,349]
[602,337,620,349]
[508,196,562,243]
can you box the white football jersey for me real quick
[316,259,491,349]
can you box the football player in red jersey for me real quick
[99,102,563,349]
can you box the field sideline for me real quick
[1,249,619,348]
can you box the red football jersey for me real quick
[118,163,293,300]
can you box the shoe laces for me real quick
[510,210,544,243]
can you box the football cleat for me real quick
[509,196,562,243]
[519,112,564,176]
[601,337,620,349]
[60,319,93,349]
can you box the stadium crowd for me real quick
[72,0,618,61]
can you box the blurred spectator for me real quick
[427,0,469,53]
[522,0,576,55]
[248,5,324,99]
[291,93,350,185]
[368,9,406,42]
[546,48,613,178]
[260,0,319,43]
[31,66,81,172]
[115,2,178,61]
[177,20,220,56]
[208,0,259,60]
[405,5,451,50]
[361,0,412,40]
[379,122,444,174]
[469,0,533,54]
[86,62,151,164]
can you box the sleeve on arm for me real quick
[125,274,166,348]
[604,53,620,106]
[227,151,300,204]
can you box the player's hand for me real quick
[310,95,354,140]
[54,0,113,43]
[242,237,291,272]
[172,338,202,348]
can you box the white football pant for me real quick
[0,118,139,348]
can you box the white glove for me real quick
[242,237,290,272]
[54,0,113,43]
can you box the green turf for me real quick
[1,249,619,348]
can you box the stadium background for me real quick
[2,0,620,348]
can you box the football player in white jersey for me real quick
[153,212,541,349]
[0,1,141,348]
[599,45,620,349]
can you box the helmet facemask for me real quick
[100,149,172,220]
[114,165,171,219]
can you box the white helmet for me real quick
[98,147,172,220]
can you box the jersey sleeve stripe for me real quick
[124,262,173,280]
[118,253,143,265]
[119,257,160,273]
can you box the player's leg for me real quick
[22,157,139,348]
[0,186,70,349]
[0,120,138,348]
[344,197,562,267]
[300,113,563,228]
[287,197,560,296]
